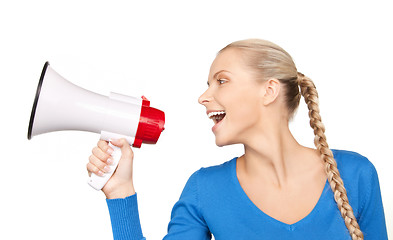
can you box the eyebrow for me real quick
[207,70,231,86]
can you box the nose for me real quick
[198,88,212,105]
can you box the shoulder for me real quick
[198,157,236,179]
[185,157,237,191]
[331,149,381,214]
[331,149,377,178]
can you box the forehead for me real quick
[208,48,246,79]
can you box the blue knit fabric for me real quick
[106,193,145,240]
[106,149,388,239]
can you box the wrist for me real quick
[104,184,136,199]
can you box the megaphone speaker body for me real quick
[28,62,165,190]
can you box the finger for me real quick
[86,162,104,177]
[92,146,112,163]
[88,154,112,174]
[97,140,114,155]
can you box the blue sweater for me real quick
[106,150,388,239]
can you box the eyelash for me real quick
[217,79,227,84]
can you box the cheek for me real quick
[215,105,260,146]
[230,105,260,131]
[226,91,262,132]
[231,90,261,119]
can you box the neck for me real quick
[239,120,304,188]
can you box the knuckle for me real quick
[86,162,96,173]
[104,145,112,155]
[88,156,99,169]
[91,165,99,174]
[120,138,130,147]
[102,144,108,152]
[98,140,108,149]
[92,147,99,155]
[92,147,108,160]
[124,149,134,159]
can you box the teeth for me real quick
[208,111,226,119]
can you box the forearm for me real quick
[106,193,145,240]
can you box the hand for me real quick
[87,138,136,199]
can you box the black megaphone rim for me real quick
[28,61,50,140]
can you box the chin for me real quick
[214,134,238,147]
[214,135,227,147]
[215,141,226,147]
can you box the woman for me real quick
[87,39,388,239]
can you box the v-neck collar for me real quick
[230,153,334,231]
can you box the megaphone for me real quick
[28,62,165,190]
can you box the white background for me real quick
[0,0,392,239]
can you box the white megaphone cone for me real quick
[28,62,165,190]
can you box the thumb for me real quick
[110,138,133,159]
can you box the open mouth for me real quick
[208,111,226,124]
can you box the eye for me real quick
[217,79,227,85]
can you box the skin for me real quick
[87,138,135,199]
[87,48,328,224]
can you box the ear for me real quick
[262,78,280,105]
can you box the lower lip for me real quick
[212,118,224,132]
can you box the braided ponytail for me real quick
[297,72,364,240]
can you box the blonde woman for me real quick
[87,39,388,239]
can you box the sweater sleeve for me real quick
[163,169,211,240]
[105,169,211,240]
[357,161,388,240]
[106,193,146,240]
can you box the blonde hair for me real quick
[220,39,363,239]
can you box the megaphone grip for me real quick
[87,142,121,190]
